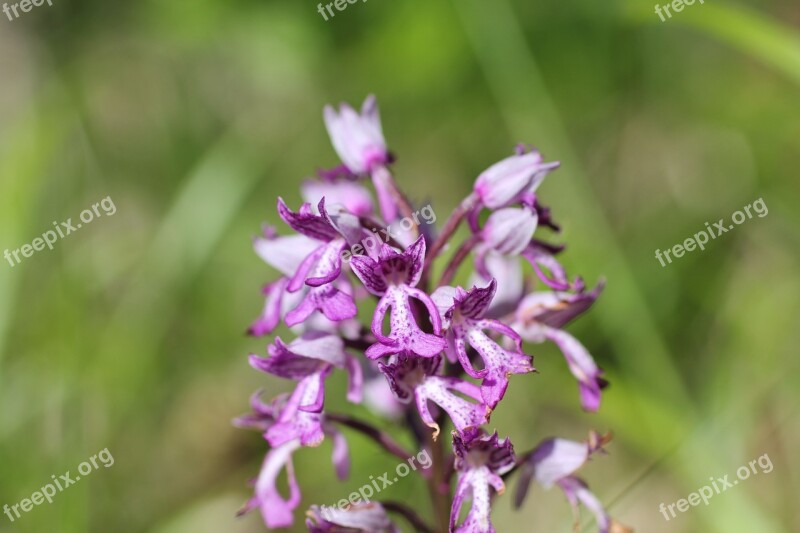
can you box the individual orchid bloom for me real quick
[323,94,389,175]
[514,432,630,533]
[512,286,607,411]
[249,332,363,447]
[249,277,362,339]
[236,394,351,529]
[473,148,560,209]
[450,429,516,533]
[250,225,320,336]
[350,236,446,359]
[306,502,400,533]
[438,280,534,408]
[276,197,360,326]
[324,95,404,221]
[238,438,302,529]
[379,354,488,439]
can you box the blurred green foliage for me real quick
[0,0,798,531]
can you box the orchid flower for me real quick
[350,236,446,359]
[450,429,516,533]
[435,279,534,408]
[235,393,350,528]
[512,285,607,411]
[379,354,488,439]
[514,432,631,533]
[249,332,362,446]
[235,96,628,532]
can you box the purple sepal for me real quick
[349,236,426,295]
[473,149,559,209]
[278,197,339,242]
[352,238,445,358]
[323,94,389,175]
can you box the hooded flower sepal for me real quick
[439,279,534,408]
[249,332,363,447]
[323,94,390,176]
[473,147,560,210]
[378,354,488,440]
[450,428,516,533]
[512,284,607,412]
[350,236,446,359]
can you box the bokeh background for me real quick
[1,0,798,531]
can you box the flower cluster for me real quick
[236,95,630,532]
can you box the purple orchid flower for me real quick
[379,354,488,439]
[435,280,534,408]
[512,286,607,411]
[450,429,516,533]
[306,502,400,533]
[514,432,630,533]
[324,94,389,176]
[238,96,625,532]
[276,197,361,326]
[250,225,319,336]
[324,95,403,222]
[473,148,559,210]
[235,393,350,529]
[249,332,362,447]
[350,236,446,359]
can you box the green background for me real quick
[0,0,798,531]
